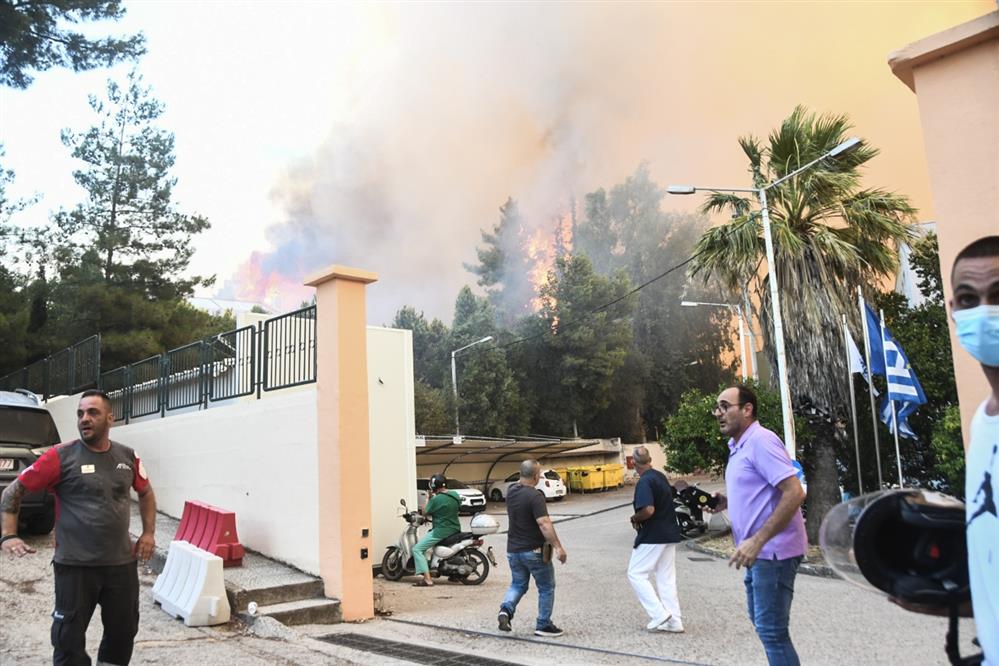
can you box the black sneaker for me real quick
[534,623,564,638]
[498,611,511,632]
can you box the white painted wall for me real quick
[44,323,418,575]
[110,389,320,574]
[366,326,418,560]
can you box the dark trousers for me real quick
[51,562,139,666]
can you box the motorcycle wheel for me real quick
[381,548,406,581]
[678,517,694,537]
[458,548,490,585]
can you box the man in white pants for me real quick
[627,445,684,632]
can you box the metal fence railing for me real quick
[93,306,316,423]
[263,306,317,392]
[2,307,317,422]
[0,335,101,400]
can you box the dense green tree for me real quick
[53,70,210,297]
[575,164,734,439]
[526,255,635,436]
[0,0,145,89]
[662,381,814,476]
[465,198,540,324]
[690,107,917,539]
[450,286,529,436]
[391,306,451,389]
[414,379,452,435]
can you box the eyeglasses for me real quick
[711,401,746,415]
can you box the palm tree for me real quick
[690,106,916,540]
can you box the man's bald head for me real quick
[632,446,652,467]
[519,459,540,482]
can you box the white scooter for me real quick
[381,498,498,585]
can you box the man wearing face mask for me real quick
[950,235,999,665]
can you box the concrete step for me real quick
[254,597,342,626]
[228,579,326,612]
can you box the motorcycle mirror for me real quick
[400,498,407,508]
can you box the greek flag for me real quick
[864,304,927,439]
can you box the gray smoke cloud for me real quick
[219,1,947,322]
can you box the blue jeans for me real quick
[500,551,555,629]
[744,556,802,666]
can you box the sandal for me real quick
[412,579,433,587]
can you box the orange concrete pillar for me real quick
[305,265,378,620]
[888,11,999,443]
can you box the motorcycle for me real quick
[381,498,498,585]
[670,480,714,538]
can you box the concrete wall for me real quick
[889,11,999,442]
[111,389,319,574]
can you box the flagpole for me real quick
[843,314,863,495]
[879,308,905,488]
[858,287,884,489]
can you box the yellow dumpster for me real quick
[604,463,624,488]
[567,467,586,492]
[579,466,605,492]
[553,467,570,487]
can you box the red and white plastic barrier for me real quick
[174,500,245,567]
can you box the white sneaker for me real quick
[656,617,684,633]
[646,614,671,631]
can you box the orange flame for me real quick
[523,209,574,312]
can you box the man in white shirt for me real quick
[949,235,999,665]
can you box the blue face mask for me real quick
[952,305,999,368]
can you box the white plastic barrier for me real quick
[153,540,231,626]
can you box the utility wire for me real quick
[464,219,748,356]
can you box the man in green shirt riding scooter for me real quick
[413,474,461,587]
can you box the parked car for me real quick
[416,478,487,515]
[490,468,566,502]
[0,390,60,534]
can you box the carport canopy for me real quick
[415,435,603,491]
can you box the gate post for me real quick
[305,265,378,621]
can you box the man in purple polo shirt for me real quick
[706,384,807,666]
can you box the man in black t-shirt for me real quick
[627,446,684,633]
[497,460,567,638]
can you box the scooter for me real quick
[670,480,714,537]
[381,498,498,585]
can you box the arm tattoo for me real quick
[1,479,26,515]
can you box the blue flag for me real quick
[865,304,927,439]
[863,304,886,376]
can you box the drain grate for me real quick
[317,632,517,665]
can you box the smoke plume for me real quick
[218,2,987,322]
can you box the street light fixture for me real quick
[681,300,748,381]
[669,136,861,459]
[450,335,494,438]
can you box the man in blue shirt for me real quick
[627,445,684,633]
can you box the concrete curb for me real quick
[683,534,839,579]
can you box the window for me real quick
[543,471,561,481]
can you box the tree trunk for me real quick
[804,427,841,544]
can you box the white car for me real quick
[490,469,566,502]
[416,478,487,515]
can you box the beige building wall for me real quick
[366,326,419,559]
[889,11,999,442]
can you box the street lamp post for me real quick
[450,335,494,438]
[669,137,861,460]
[681,300,748,381]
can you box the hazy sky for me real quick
[2,1,991,323]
